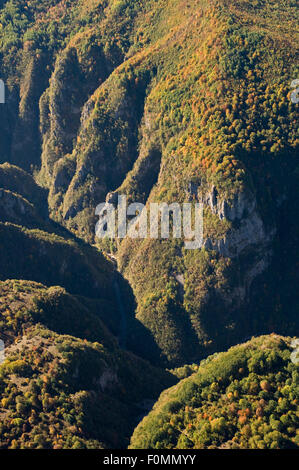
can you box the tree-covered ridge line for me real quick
[0,278,176,449]
[0,0,298,364]
[130,335,299,449]
[0,0,298,449]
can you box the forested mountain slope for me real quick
[0,279,175,448]
[130,335,299,449]
[1,0,297,365]
[0,0,298,449]
[0,163,174,448]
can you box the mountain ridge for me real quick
[0,0,298,449]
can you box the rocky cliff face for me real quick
[202,188,271,257]
[201,187,276,306]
